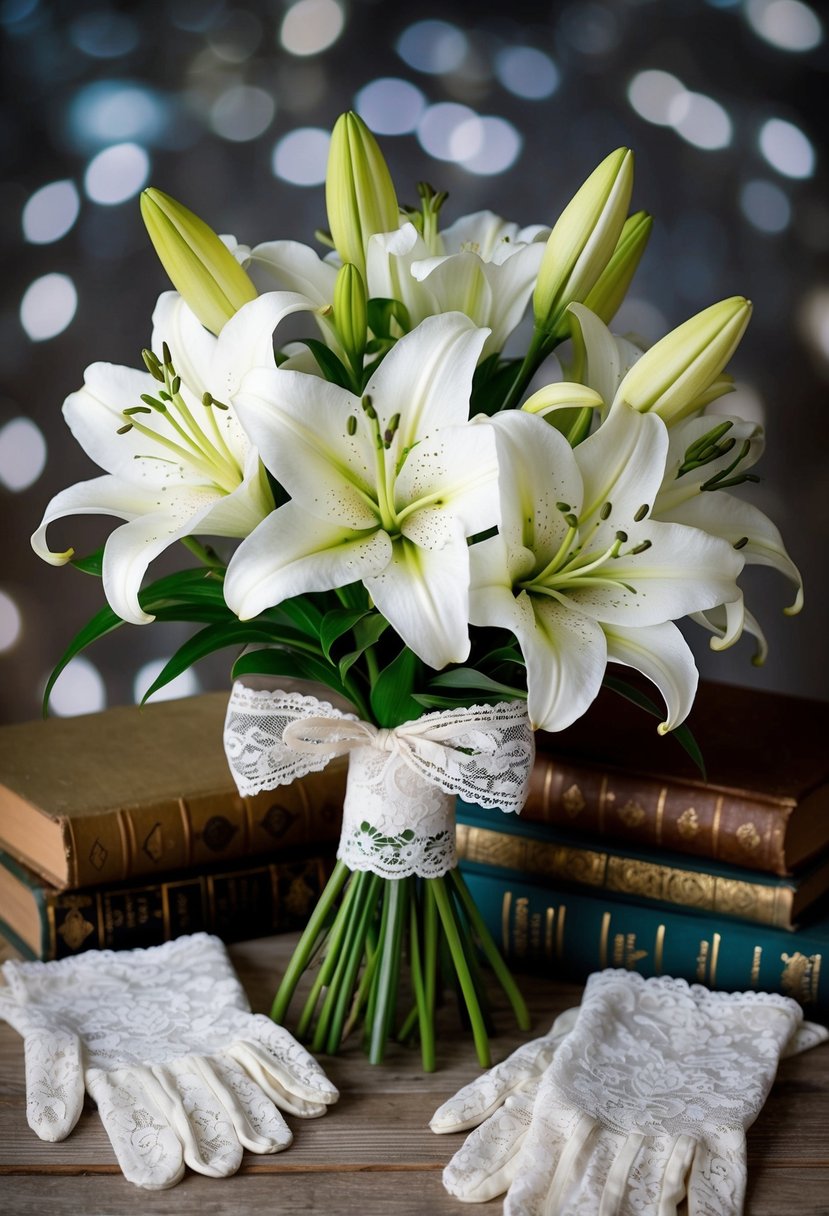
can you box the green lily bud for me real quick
[583,210,652,325]
[325,112,399,278]
[140,188,257,336]
[533,148,634,338]
[617,297,752,424]
[333,263,367,371]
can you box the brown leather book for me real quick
[527,679,829,876]
[0,693,346,889]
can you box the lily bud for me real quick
[333,263,368,371]
[583,210,652,325]
[140,188,257,336]
[616,297,752,424]
[533,148,634,338]
[325,112,399,278]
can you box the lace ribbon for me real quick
[223,684,534,878]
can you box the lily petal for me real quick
[394,422,499,540]
[233,368,377,527]
[575,400,668,529]
[151,292,216,401]
[604,620,699,733]
[102,489,222,624]
[469,555,607,732]
[656,492,803,614]
[567,302,643,410]
[487,411,582,567]
[691,600,769,666]
[560,520,743,626]
[363,312,489,446]
[61,364,183,481]
[211,290,315,404]
[31,475,163,565]
[224,501,391,621]
[250,240,338,304]
[364,532,472,669]
[522,598,608,731]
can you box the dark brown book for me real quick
[0,847,333,960]
[0,693,346,889]
[527,679,829,876]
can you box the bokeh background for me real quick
[1,0,827,725]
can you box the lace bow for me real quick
[223,684,534,878]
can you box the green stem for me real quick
[364,882,393,1048]
[326,872,382,1054]
[450,868,530,1031]
[180,536,225,570]
[424,880,438,1037]
[499,328,554,412]
[312,871,371,1053]
[342,922,379,1041]
[428,877,491,1068]
[369,879,408,1064]
[271,860,350,1023]
[409,886,435,1071]
[296,869,361,1038]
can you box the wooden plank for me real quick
[1,933,828,1213]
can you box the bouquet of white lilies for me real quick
[33,113,801,1069]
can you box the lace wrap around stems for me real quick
[222,683,535,879]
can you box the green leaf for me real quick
[338,614,389,682]
[602,675,706,778]
[429,668,527,699]
[302,339,353,389]
[43,603,123,714]
[70,547,105,577]
[276,595,326,639]
[411,692,498,711]
[367,297,411,340]
[232,646,355,707]
[140,622,280,703]
[477,644,526,668]
[370,646,421,728]
[319,607,369,662]
[470,355,522,417]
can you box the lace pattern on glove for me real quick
[223,684,535,879]
[549,970,803,1141]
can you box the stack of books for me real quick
[458,679,829,1016]
[0,693,346,959]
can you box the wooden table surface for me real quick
[1,934,828,1214]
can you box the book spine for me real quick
[460,866,827,1013]
[455,820,796,929]
[34,854,333,959]
[60,762,347,888]
[523,751,795,876]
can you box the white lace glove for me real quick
[433,971,828,1214]
[0,933,338,1189]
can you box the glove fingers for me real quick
[442,1087,538,1203]
[240,1017,339,1108]
[150,1061,244,1179]
[431,1009,579,1134]
[23,1027,85,1142]
[226,1040,329,1117]
[502,1107,600,1216]
[198,1056,294,1154]
[687,1134,746,1216]
[86,1067,185,1190]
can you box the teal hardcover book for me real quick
[456,802,829,929]
[460,865,829,1013]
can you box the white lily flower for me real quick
[652,411,804,649]
[250,210,548,361]
[469,406,743,732]
[224,313,500,669]
[31,291,313,625]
